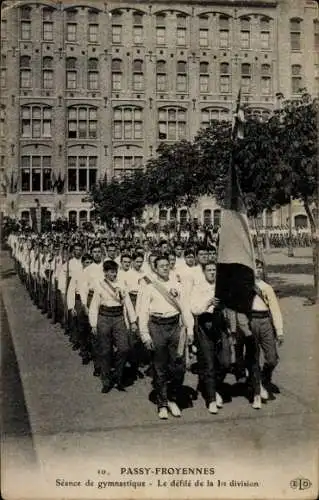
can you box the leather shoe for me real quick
[101,385,112,394]
[115,384,126,392]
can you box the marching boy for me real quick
[247,259,284,409]
[89,260,137,393]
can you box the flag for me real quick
[215,89,256,314]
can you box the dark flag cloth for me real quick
[215,90,256,314]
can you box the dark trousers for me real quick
[71,296,92,358]
[56,290,65,326]
[246,313,279,395]
[196,312,227,404]
[149,315,185,409]
[96,307,130,387]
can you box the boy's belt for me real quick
[99,305,123,317]
[150,314,179,325]
[251,310,269,318]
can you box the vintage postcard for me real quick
[1,0,318,499]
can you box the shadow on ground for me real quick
[269,276,314,302]
[267,263,313,275]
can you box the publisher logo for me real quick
[290,478,312,491]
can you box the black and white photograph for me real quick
[0,0,318,499]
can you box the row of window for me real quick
[2,7,318,52]
[18,154,142,192]
[14,105,273,141]
[158,208,221,227]
[8,55,274,94]
[19,209,95,228]
[0,102,299,142]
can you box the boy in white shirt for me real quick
[248,259,284,409]
[89,260,137,393]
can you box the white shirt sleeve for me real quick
[67,275,77,310]
[264,283,284,336]
[137,284,152,342]
[88,287,100,328]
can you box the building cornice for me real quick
[110,0,278,7]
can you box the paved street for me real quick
[1,249,318,500]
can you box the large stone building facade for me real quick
[0,0,318,228]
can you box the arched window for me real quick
[159,209,168,223]
[21,210,30,223]
[133,11,143,44]
[179,209,188,225]
[20,6,31,40]
[20,55,31,88]
[200,62,209,93]
[79,210,88,227]
[203,209,212,225]
[290,18,302,51]
[112,9,122,44]
[219,15,230,48]
[199,15,208,47]
[156,13,166,45]
[201,107,230,126]
[67,106,97,139]
[241,63,251,94]
[113,154,143,180]
[21,105,52,138]
[177,61,187,92]
[245,108,271,122]
[213,209,221,227]
[176,13,187,46]
[88,58,99,90]
[294,214,307,229]
[133,59,144,91]
[113,107,143,140]
[220,62,230,93]
[20,155,52,192]
[66,9,77,42]
[112,58,122,91]
[68,210,77,225]
[66,57,77,89]
[260,16,270,50]
[67,156,97,192]
[156,60,167,92]
[42,7,53,41]
[261,64,271,95]
[88,9,99,43]
[42,56,53,89]
[158,107,186,140]
[240,17,250,49]
[291,64,302,94]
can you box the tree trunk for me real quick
[304,200,318,302]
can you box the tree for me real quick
[144,140,202,221]
[276,95,319,299]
